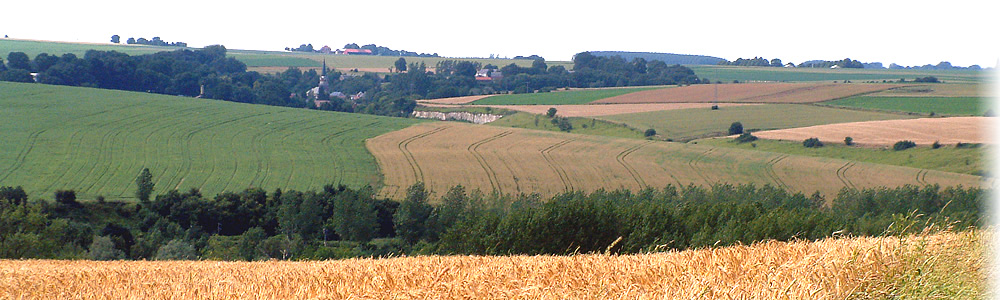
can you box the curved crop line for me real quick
[0,129,46,183]
[540,139,575,192]
[686,148,716,185]
[836,161,858,190]
[397,126,450,183]
[616,141,653,188]
[764,154,790,190]
[468,131,513,194]
[915,169,929,185]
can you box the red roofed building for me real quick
[336,49,373,55]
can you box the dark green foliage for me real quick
[394,57,407,72]
[546,107,557,118]
[551,117,573,132]
[955,142,980,149]
[89,235,124,260]
[844,136,853,146]
[913,76,939,83]
[0,68,33,82]
[155,239,198,260]
[733,132,757,143]
[932,141,942,149]
[394,182,433,243]
[893,140,917,151]
[54,190,79,207]
[135,168,154,202]
[644,128,657,137]
[728,122,743,135]
[803,137,824,148]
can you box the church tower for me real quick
[317,59,329,100]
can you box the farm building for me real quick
[336,49,373,55]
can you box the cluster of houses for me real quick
[313,45,374,55]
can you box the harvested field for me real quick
[417,95,494,105]
[1,230,984,299]
[366,123,982,200]
[593,83,899,104]
[420,103,758,117]
[752,117,993,146]
[600,104,912,142]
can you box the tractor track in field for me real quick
[616,141,653,188]
[0,129,45,184]
[398,126,450,183]
[764,154,790,190]
[686,148,717,185]
[836,161,858,190]
[540,139,575,192]
[468,131,513,194]
[915,169,929,185]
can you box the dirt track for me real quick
[752,117,993,146]
[593,83,899,104]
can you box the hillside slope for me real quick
[0,82,418,200]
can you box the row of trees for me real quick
[111,35,187,47]
[717,57,784,67]
[0,180,983,260]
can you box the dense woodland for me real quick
[0,48,706,117]
[0,182,983,260]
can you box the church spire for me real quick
[322,59,327,77]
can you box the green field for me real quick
[472,87,665,105]
[0,39,181,57]
[695,138,986,176]
[688,65,987,84]
[488,112,644,139]
[599,104,912,142]
[821,96,987,116]
[0,82,420,201]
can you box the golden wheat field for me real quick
[366,122,982,200]
[0,230,985,299]
[420,102,759,117]
[592,83,900,104]
[752,117,993,146]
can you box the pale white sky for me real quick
[2,0,996,67]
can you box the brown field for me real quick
[0,230,983,299]
[420,103,758,117]
[366,123,982,200]
[752,117,994,146]
[592,83,901,104]
[869,83,984,97]
[417,95,494,105]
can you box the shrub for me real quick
[955,142,980,149]
[89,235,124,261]
[803,137,824,148]
[893,140,916,151]
[644,128,657,137]
[728,122,744,135]
[546,107,557,118]
[155,239,198,260]
[733,132,757,143]
[54,190,79,207]
[844,136,853,146]
[932,141,941,149]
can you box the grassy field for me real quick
[689,65,987,83]
[599,104,912,142]
[0,82,419,201]
[1,230,982,298]
[366,122,981,200]
[696,138,986,176]
[488,112,644,139]
[471,86,665,105]
[821,96,987,116]
[593,82,898,104]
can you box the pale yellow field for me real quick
[0,230,984,299]
[366,123,983,200]
[869,83,984,97]
[593,83,900,104]
[752,117,993,146]
[416,95,494,105]
[420,102,758,117]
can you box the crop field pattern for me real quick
[592,83,899,104]
[0,230,984,299]
[367,123,981,200]
[0,83,417,200]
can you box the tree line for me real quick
[0,180,983,260]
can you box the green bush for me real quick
[155,239,198,260]
[644,128,657,137]
[728,122,744,135]
[932,141,941,149]
[893,140,916,151]
[733,133,757,143]
[844,136,853,146]
[803,137,824,148]
[546,107,557,118]
[89,235,124,260]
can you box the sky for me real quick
[1,0,997,67]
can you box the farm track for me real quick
[467,131,513,194]
[763,154,790,190]
[398,126,450,183]
[616,141,653,188]
[0,129,45,184]
[687,148,717,185]
[540,139,576,192]
[836,162,858,190]
[915,169,929,185]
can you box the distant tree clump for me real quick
[551,117,573,132]
[844,136,853,146]
[893,140,917,151]
[728,122,744,135]
[932,141,942,149]
[734,132,757,143]
[803,137,824,148]
[913,76,940,83]
[110,35,120,44]
[644,128,657,137]
[135,168,154,202]
[546,107,557,118]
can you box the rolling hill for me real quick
[0,82,419,201]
